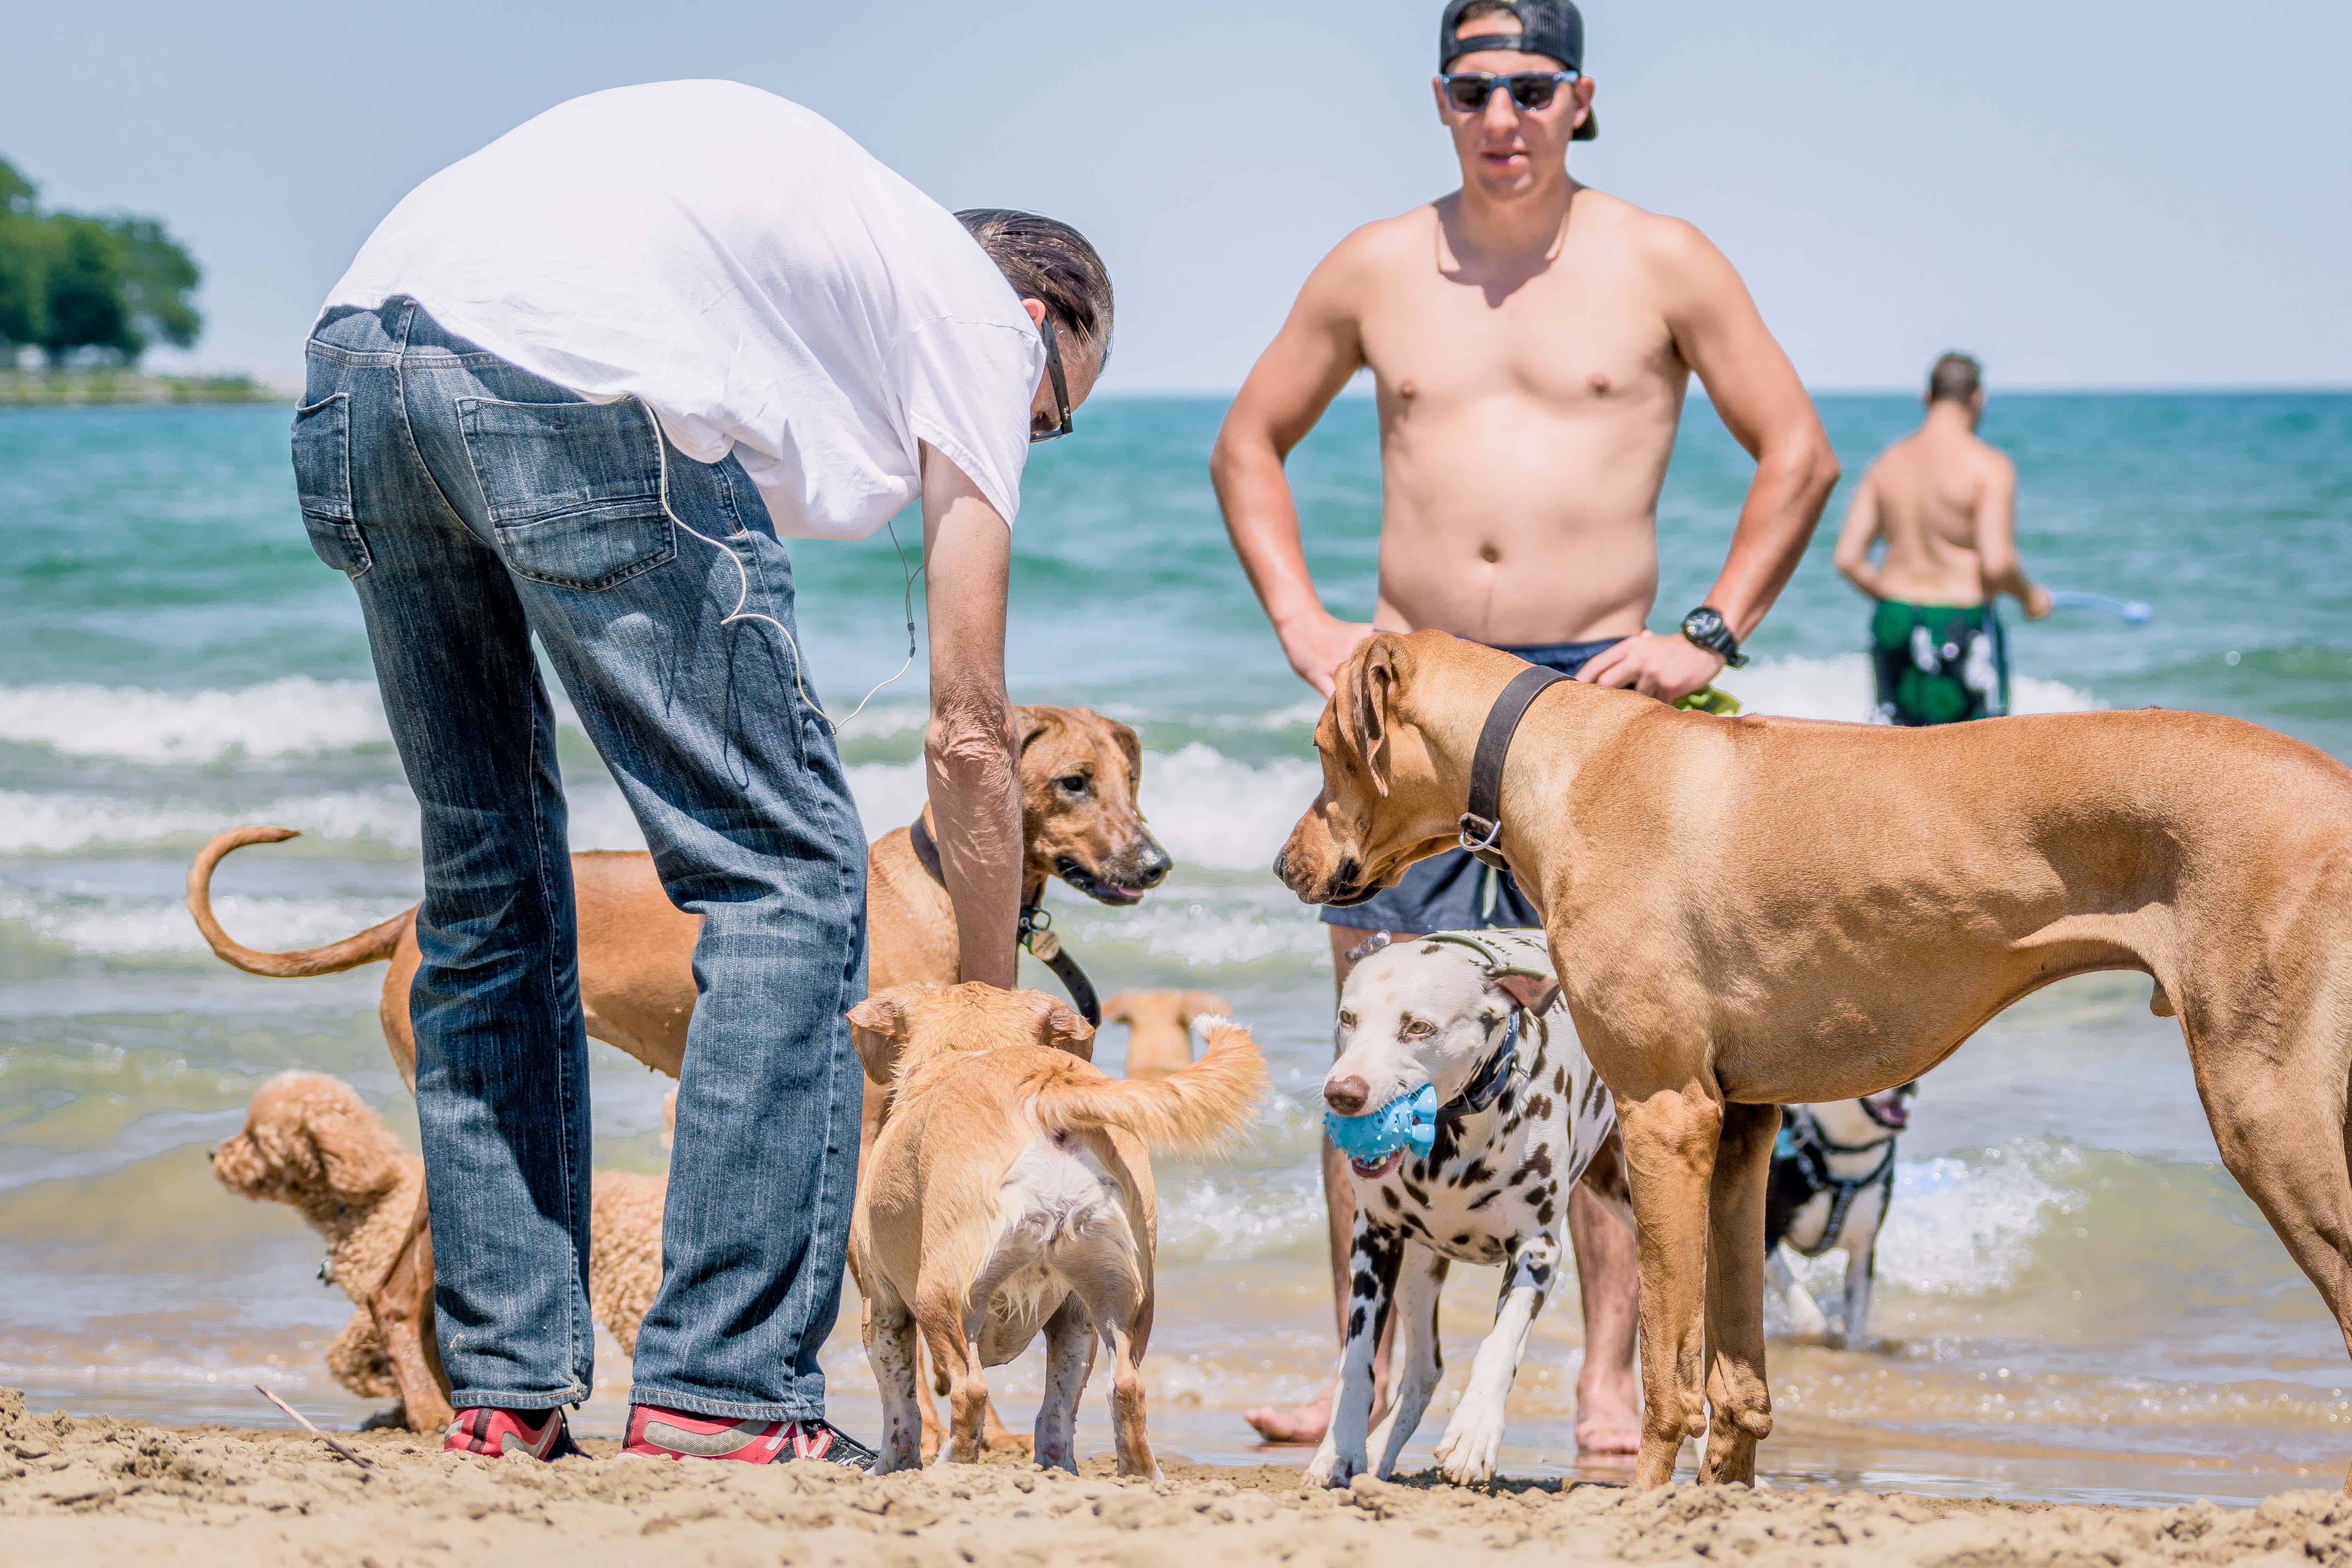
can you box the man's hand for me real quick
[1279,610,1377,697]
[2020,583,2053,621]
[920,443,1022,989]
[1576,630,1725,703]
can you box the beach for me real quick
[12,1391,2352,1568]
[5,390,2352,1530]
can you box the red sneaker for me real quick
[442,1406,576,1460]
[623,1404,876,1468]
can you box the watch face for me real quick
[1683,609,1724,640]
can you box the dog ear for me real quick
[1490,969,1561,1016]
[1099,992,1136,1028]
[1179,990,1233,1024]
[1106,717,1143,790]
[1337,636,1401,799]
[848,991,916,1084]
[1031,993,1095,1060]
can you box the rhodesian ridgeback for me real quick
[1275,630,2352,1490]
[188,703,1169,1437]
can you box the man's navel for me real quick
[1480,543,1500,564]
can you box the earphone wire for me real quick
[639,402,921,731]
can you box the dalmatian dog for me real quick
[1305,928,1626,1488]
[1763,1082,1918,1348]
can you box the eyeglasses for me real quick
[1441,70,1578,114]
[1030,315,1073,444]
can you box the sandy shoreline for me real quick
[6,1389,2350,1568]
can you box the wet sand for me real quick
[7,1388,2351,1568]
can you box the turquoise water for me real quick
[2,391,2348,1502]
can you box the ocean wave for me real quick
[1784,1139,2080,1301]
[0,788,418,855]
[0,678,391,764]
[0,891,410,958]
[1721,653,2097,723]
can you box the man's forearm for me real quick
[927,699,1021,988]
[1211,432,1328,632]
[1701,434,1840,640]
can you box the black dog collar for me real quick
[1440,1009,1523,1122]
[907,813,1101,1027]
[1458,663,1569,871]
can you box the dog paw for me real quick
[1435,1409,1506,1486]
[1303,1447,1360,1488]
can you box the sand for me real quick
[8,1389,2352,1568]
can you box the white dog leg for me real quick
[1434,1232,1558,1486]
[1305,1215,1400,1488]
[1034,1295,1092,1472]
[1768,1247,1829,1340]
[1367,1244,1448,1478]
[864,1299,922,1474]
[1842,1245,1876,1351]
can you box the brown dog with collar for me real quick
[1276,629,2352,1491]
[187,703,1169,1435]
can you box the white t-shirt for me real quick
[323,81,1042,540]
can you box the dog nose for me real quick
[1132,837,1171,889]
[1325,1075,1370,1117]
[206,1146,216,1162]
[1270,849,1288,883]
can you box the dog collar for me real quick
[1440,1008,1524,1121]
[907,812,1101,1026]
[1459,664,1570,871]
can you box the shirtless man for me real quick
[1834,353,2050,726]
[1211,0,1839,1451]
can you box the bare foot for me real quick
[1243,1387,1332,1446]
[1574,1381,1641,1457]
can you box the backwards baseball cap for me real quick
[1438,0,1597,141]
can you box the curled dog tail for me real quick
[1031,1022,1267,1154]
[187,826,413,977]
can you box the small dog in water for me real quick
[1307,930,1626,1488]
[211,1072,667,1430]
[1763,1083,1919,1347]
[1100,989,1233,1078]
[849,982,1264,1477]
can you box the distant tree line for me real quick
[0,156,202,366]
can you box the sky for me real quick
[4,0,2347,392]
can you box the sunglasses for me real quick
[1030,315,1073,444]
[1441,70,1579,114]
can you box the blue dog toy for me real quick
[1326,1084,1438,1164]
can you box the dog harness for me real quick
[906,812,1101,1026]
[1773,1106,1898,1259]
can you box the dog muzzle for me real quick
[1326,1085,1438,1171]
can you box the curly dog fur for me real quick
[212,1072,667,1425]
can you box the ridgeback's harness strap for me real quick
[907,813,1101,1027]
[1459,664,1570,871]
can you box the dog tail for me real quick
[1031,1021,1266,1154]
[187,826,413,977]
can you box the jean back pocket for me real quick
[290,392,370,578]
[456,396,677,592]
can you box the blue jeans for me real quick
[293,299,867,1421]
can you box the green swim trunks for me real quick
[1869,600,2010,726]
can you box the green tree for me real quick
[42,217,136,363]
[0,157,44,349]
[104,215,201,351]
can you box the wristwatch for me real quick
[1679,606,1748,668]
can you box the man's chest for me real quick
[1360,266,1678,413]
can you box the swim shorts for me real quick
[1869,600,2010,727]
[1322,637,1619,934]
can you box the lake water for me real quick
[2,390,2348,1504]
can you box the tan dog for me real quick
[1275,629,2352,1491]
[211,1073,667,1427]
[1100,990,1232,1078]
[848,983,1265,1476]
[187,705,1164,1446]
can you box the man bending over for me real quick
[1212,0,1838,1451]
[1834,353,2049,725]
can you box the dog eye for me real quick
[1402,1018,1435,1038]
[1337,1010,1356,1030]
[1057,773,1089,794]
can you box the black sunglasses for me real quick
[1441,70,1578,114]
[1031,315,1073,444]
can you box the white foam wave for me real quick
[1052,890,1328,970]
[0,892,409,958]
[1786,1142,2078,1301]
[0,678,391,763]
[0,788,418,855]
[1157,1174,1326,1262]
[1146,743,1321,873]
[1719,653,2097,723]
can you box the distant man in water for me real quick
[1211,0,1839,1451]
[1834,353,2050,725]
